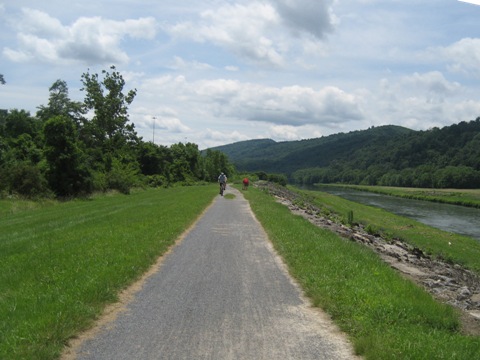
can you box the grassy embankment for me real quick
[321,184,480,208]
[301,186,480,273]
[243,186,480,359]
[0,186,216,360]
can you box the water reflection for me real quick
[306,185,480,241]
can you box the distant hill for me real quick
[210,125,414,174]
[208,120,480,188]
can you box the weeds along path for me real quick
[64,187,359,360]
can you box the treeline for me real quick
[0,67,235,198]
[292,120,480,188]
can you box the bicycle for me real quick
[219,182,226,196]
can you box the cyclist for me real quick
[218,172,227,196]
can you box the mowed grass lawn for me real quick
[243,186,480,360]
[0,186,216,360]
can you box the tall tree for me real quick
[80,66,137,151]
[37,79,84,125]
[0,74,5,85]
[43,115,92,197]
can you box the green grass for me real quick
[243,186,480,359]
[321,184,480,208]
[296,187,480,274]
[0,186,216,360]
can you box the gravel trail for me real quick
[65,187,359,360]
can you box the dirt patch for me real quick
[259,183,480,336]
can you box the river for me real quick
[306,185,480,241]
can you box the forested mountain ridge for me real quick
[210,119,480,188]
[211,125,414,173]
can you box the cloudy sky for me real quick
[1,1,480,149]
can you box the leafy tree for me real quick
[43,115,92,197]
[169,142,202,182]
[0,74,5,85]
[202,149,235,182]
[9,134,42,164]
[37,79,84,125]
[80,66,137,152]
[3,109,39,138]
[138,142,171,179]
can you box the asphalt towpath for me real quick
[66,187,360,360]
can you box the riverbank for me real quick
[244,183,480,359]
[317,184,480,208]
[255,183,480,334]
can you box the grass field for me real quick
[3,183,480,359]
[0,186,216,360]
[243,186,480,359]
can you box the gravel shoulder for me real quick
[62,187,360,360]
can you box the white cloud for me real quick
[3,0,480,149]
[401,71,461,99]
[267,124,326,141]
[3,8,156,65]
[164,1,335,68]
[440,38,480,76]
[140,75,363,129]
[170,56,213,71]
[166,3,284,67]
[366,70,479,131]
[272,0,335,39]
[225,66,239,72]
[203,128,250,146]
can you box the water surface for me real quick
[308,185,480,241]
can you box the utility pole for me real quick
[152,116,156,144]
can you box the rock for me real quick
[471,294,480,306]
[458,287,472,301]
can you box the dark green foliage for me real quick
[0,67,236,198]
[256,171,268,180]
[3,109,40,138]
[214,120,480,189]
[267,173,288,186]
[80,66,137,150]
[201,149,235,182]
[106,157,139,194]
[43,116,93,197]
[138,142,170,177]
[37,79,84,126]
[6,162,49,197]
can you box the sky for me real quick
[1,0,480,149]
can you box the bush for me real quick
[7,162,50,198]
[145,175,168,188]
[107,158,140,194]
[267,173,288,186]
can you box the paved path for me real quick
[70,187,358,359]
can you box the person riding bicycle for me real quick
[218,172,227,195]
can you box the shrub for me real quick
[7,162,50,198]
